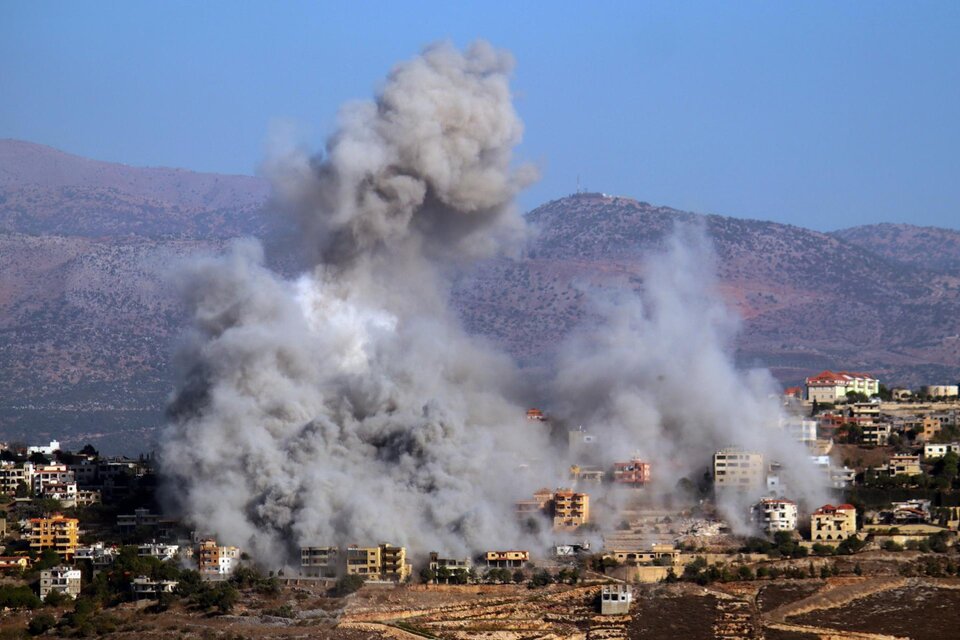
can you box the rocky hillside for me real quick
[2,141,960,451]
[832,223,960,273]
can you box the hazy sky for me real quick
[3,1,958,230]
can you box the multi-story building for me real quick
[552,489,590,530]
[600,584,632,615]
[861,422,892,446]
[138,542,180,562]
[753,498,798,533]
[345,546,382,577]
[197,539,239,577]
[301,546,341,578]
[131,576,179,600]
[74,542,118,571]
[27,440,61,456]
[485,550,529,568]
[713,449,765,492]
[612,458,651,486]
[781,417,818,444]
[27,463,75,496]
[379,543,412,582]
[39,566,81,600]
[0,464,26,495]
[805,371,880,402]
[811,504,857,543]
[924,442,960,459]
[28,514,79,559]
[918,416,942,442]
[920,385,959,399]
[885,454,922,477]
[428,552,472,577]
[568,427,598,461]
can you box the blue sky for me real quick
[2,1,958,230]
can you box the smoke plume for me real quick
[162,41,554,566]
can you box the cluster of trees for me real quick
[881,531,951,554]
[672,557,847,585]
[740,532,809,559]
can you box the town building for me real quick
[39,566,81,600]
[612,458,651,486]
[811,504,857,543]
[921,385,959,399]
[74,542,118,571]
[301,546,340,578]
[884,454,922,477]
[805,371,880,402]
[131,576,179,600]
[27,440,61,456]
[138,542,180,561]
[713,449,765,492]
[380,543,412,582]
[924,442,960,459]
[600,584,632,615]
[781,417,818,444]
[603,544,679,566]
[0,464,26,495]
[551,489,590,530]
[0,556,30,572]
[568,427,598,461]
[345,546,381,577]
[918,416,942,442]
[569,465,605,485]
[28,514,79,559]
[882,500,931,525]
[485,550,529,568]
[428,552,472,576]
[526,408,546,421]
[753,498,798,533]
[861,422,892,446]
[197,539,240,577]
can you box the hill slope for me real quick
[832,223,960,273]
[2,141,960,451]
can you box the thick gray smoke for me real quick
[162,41,828,566]
[162,42,556,566]
[549,226,830,530]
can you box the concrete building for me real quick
[428,552,471,575]
[197,539,239,577]
[301,546,340,578]
[39,566,81,600]
[27,440,61,456]
[0,556,30,572]
[380,543,412,582]
[485,550,529,568]
[138,542,180,561]
[713,449,765,492]
[74,542,118,571]
[131,576,179,600]
[0,464,26,495]
[805,371,880,402]
[782,417,818,444]
[753,498,798,533]
[885,454,922,477]
[921,385,959,399]
[612,458,651,486]
[861,422,892,446]
[28,514,79,559]
[552,489,590,530]
[811,504,857,543]
[918,416,943,442]
[600,584,632,615]
[604,544,679,566]
[924,442,960,459]
[568,427,598,461]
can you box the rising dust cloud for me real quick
[160,41,826,568]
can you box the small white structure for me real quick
[601,583,632,615]
[138,541,180,562]
[753,498,798,533]
[74,542,118,570]
[924,442,960,459]
[27,440,61,456]
[40,566,81,600]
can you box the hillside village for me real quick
[0,370,959,636]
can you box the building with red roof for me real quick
[805,370,879,403]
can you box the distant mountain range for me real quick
[2,139,959,452]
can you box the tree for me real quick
[27,613,56,635]
[331,574,365,597]
[512,569,525,584]
[419,566,436,584]
[936,451,959,481]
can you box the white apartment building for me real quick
[753,498,798,533]
[781,417,817,443]
[39,566,81,600]
[921,385,959,398]
[924,442,960,459]
[27,440,61,456]
[138,542,180,562]
[74,542,118,570]
[806,371,880,402]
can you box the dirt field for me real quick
[790,583,960,640]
